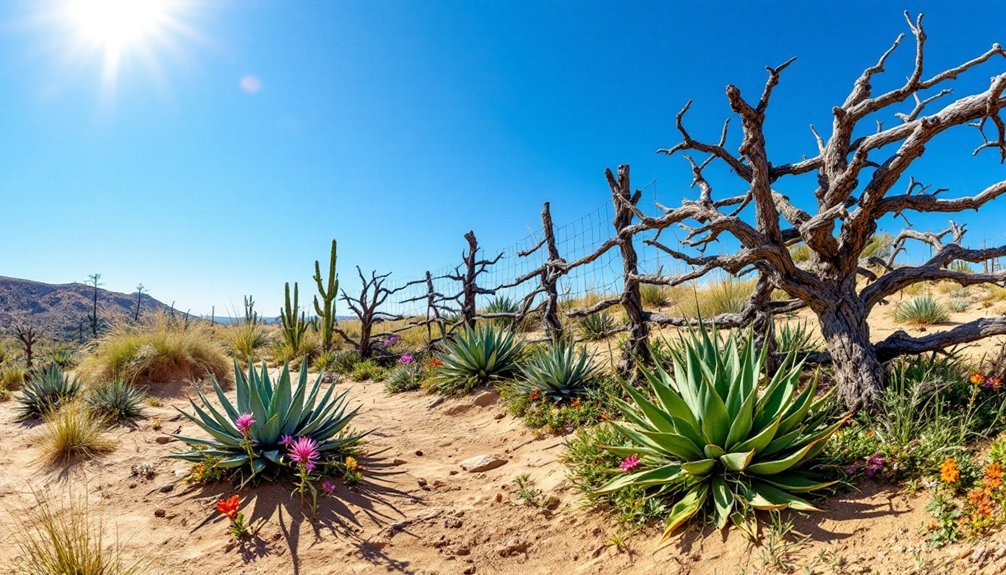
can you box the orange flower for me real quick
[941,458,960,484]
[865,429,874,437]
[967,488,994,518]
[971,372,986,386]
[571,398,581,408]
[528,390,541,402]
[600,412,612,421]
[215,495,241,520]
[986,462,1004,491]
[989,376,1004,391]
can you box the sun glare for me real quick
[68,0,169,52]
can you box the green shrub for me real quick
[512,341,600,402]
[948,298,970,313]
[1,365,26,391]
[171,361,366,484]
[385,363,422,393]
[328,349,361,374]
[351,360,387,382]
[894,296,950,326]
[17,364,81,420]
[640,285,669,308]
[593,326,843,541]
[430,325,524,395]
[503,376,616,433]
[578,312,615,341]
[84,380,146,424]
[224,323,270,361]
[484,295,520,324]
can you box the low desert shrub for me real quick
[84,380,146,424]
[578,312,615,341]
[16,364,81,420]
[430,324,524,395]
[351,360,387,382]
[171,360,366,485]
[224,323,270,361]
[503,375,616,433]
[774,320,821,355]
[40,403,114,464]
[327,349,361,374]
[948,298,970,313]
[670,277,755,318]
[588,326,843,541]
[385,358,422,393]
[1,364,26,391]
[7,491,146,575]
[640,284,669,308]
[894,296,950,326]
[77,315,230,385]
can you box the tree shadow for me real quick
[169,450,421,575]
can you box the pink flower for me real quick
[234,413,256,436]
[619,454,640,473]
[864,452,886,477]
[279,434,293,447]
[287,436,320,472]
[321,479,336,496]
[398,354,414,365]
[385,336,399,347]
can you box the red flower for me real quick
[571,398,581,408]
[215,495,241,520]
[528,390,541,402]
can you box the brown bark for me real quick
[607,165,652,372]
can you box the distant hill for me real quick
[0,276,173,341]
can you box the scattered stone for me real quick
[445,404,472,416]
[415,450,424,457]
[494,412,506,420]
[497,539,529,557]
[444,517,463,529]
[460,455,506,473]
[154,436,174,445]
[158,483,174,493]
[463,567,476,575]
[153,508,166,518]
[471,391,498,407]
[392,458,408,466]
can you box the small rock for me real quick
[155,436,174,445]
[498,539,529,557]
[463,567,476,575]
[154,508,166,518]
[472,390,498,407]
[415,450,424,457]
[159,483,174,493]
[392,458,407,466]
[460,455,507,473]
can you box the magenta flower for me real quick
[279,434,294,447]
[287,436,320,472]
[385,336,399,347]
[321,479,336,496]
[864,452,886,477]
[234,413,256,436]
[398,354,414,365]
[619,454,640,473]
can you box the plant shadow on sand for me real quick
[166,449,422,575]
[668,481,912,559]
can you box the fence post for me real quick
[607,164,652,372]
[540,202,564,341]
[461,231,479,329]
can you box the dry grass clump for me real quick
[7,490,145,575]
[979,284,1006,309]
[40,402,114,465]
[640,284,669,308]
[667,277,757,318]
[1,364,26,391]
[221,322,272,361]
[77,314,230,385]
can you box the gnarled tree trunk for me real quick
[818,292,884,410]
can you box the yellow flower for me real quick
[971,372,986,386]
[345,456,360,472]
[941,458,960,484]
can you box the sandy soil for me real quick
[2,371,1006,575]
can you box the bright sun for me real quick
[67,0,170,51]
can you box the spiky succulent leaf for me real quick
[594,324,844,541]
[431,325,523,395]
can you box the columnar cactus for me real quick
[313,239,340,352]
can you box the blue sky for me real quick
[0,0,1004,316]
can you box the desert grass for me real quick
[221,322,272,362]
[1,364,26,391]
[640,284,669,308]
[40,403,115,465]
[666,277,757,318]
[7,490,145,575]
[77,313,230,385]
[893,296,950,327]
[978,284,1006,309]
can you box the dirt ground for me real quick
[1,369,1006,575]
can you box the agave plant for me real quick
[170,360,366,484]
[85,380,146,424]
[774,320,821,356]
[894,296,949,326]
[431,325,523,395]
[579,312,616,341]
[594,326,845,542]
[16,364,81,420]
[513,341,600,402]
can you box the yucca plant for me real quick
[431,325,524,395]
[16,364,81,420]
[513,341,600,402]
[170,360,366,484]
[579,312,616,341]
[894,296,949,326]
[85,380,146,424]
[774,321,821,356]
[594,326,845,542]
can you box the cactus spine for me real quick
[280,282,308,354]
[313,239,340,352]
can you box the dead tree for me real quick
[333,267,406,358]
[399,271,455,342]
[629,12,1006,409]
[14,324,38,371]
[449,231,502,329]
